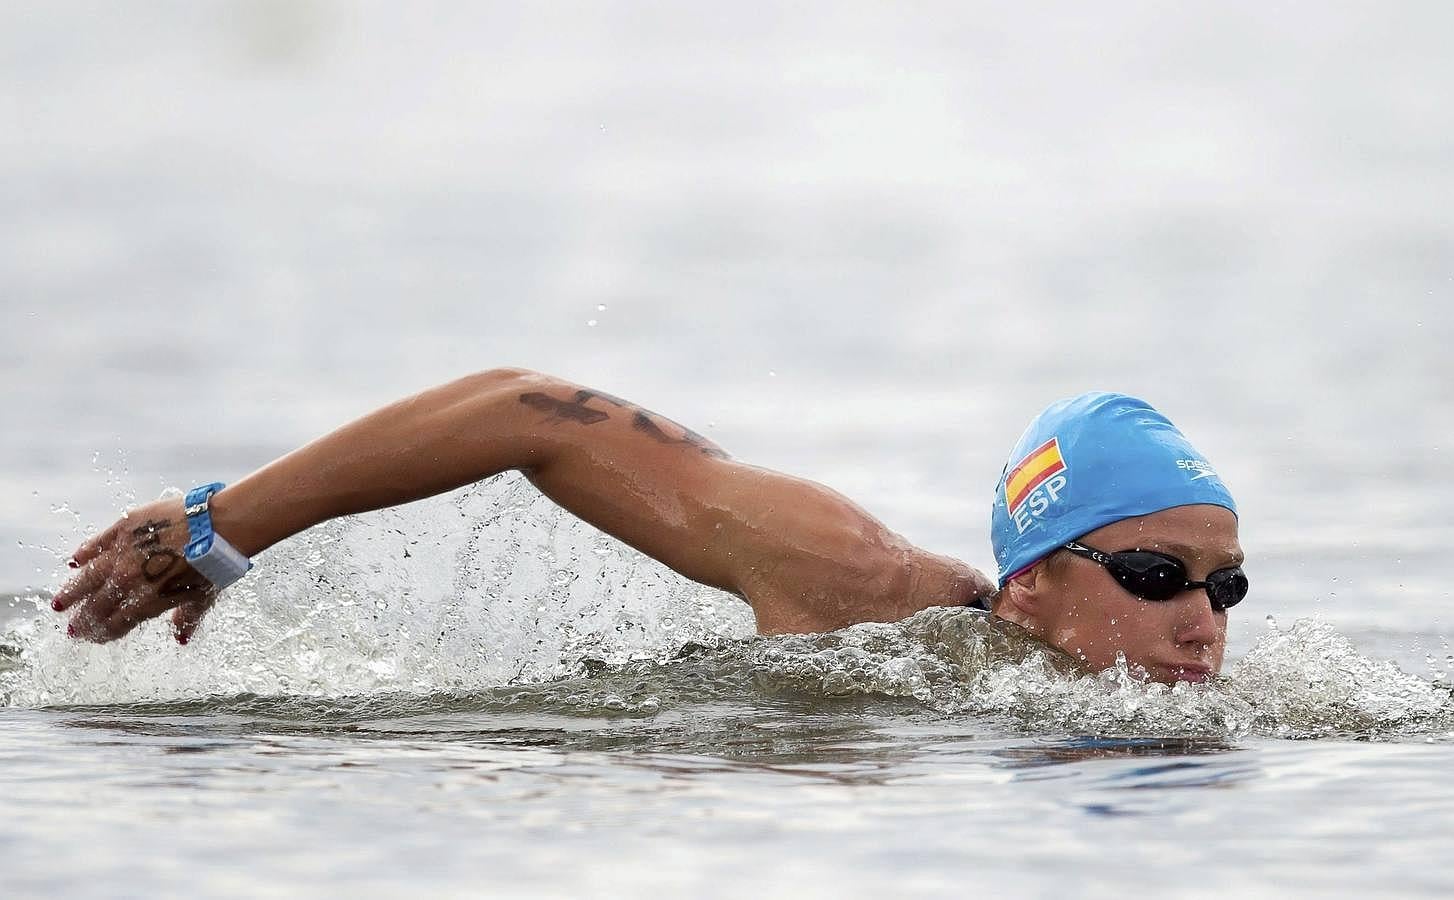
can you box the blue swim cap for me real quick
[990,392,1237,587]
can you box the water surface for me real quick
[3,2,1453,897]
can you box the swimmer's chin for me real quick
[1078,656,1217,685]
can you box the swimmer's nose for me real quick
[1173,589,1221,646]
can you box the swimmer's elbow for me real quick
[457,366,549,393]
[441,367,561,417]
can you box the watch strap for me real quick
[183,482,252,588]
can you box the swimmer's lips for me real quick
[1157,662,1214,683]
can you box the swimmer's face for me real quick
[1003,504,1243,684]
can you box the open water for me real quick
[3,3,1453,898]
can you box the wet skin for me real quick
[993,504,1243,683]
[50,368,1236,686]
[53,369,992,644]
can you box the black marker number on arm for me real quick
[518,389,729,458]
[518,392,611,425]
[631,411,729,459]
[130,519,184,584]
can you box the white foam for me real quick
[749,610,1454,737]
[0,474,754,707]
[4,478,1451,740]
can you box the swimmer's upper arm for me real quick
[702,464,937,632]
[515,371,979,630]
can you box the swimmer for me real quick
[49,369,1246,684]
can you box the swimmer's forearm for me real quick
[208,368,563,556]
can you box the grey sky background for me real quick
[2,3,1450,643]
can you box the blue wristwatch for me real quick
[183,482,253,589]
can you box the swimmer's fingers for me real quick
[66,555,212,643]
[171,595,216,646]
[77,578,212,639]
[68,521,121,569]
[66,576,129,642]
[51,560,112,612]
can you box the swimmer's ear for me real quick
[998,563,1051,634]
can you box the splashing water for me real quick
[2,475,1450,739]
[0,475,755,707]
[749,610,1454,738]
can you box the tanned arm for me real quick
[52,368,993,642]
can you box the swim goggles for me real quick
[1062,541,1248,611]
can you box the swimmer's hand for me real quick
[51,497,217,644]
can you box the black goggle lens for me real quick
[1204,567,1249,611]
[1104,551,1188,602]
[1069,544,1249,611]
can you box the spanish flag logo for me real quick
[1005,437,1067,513]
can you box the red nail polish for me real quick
[51,599,63,611]
[177,633,189,645]
[68,559,79,569]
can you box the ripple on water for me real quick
[7,601,1453,742]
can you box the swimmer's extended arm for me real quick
[54,368,992,642]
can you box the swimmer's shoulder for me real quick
[910,548,995,612]
[747,545,991,634]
